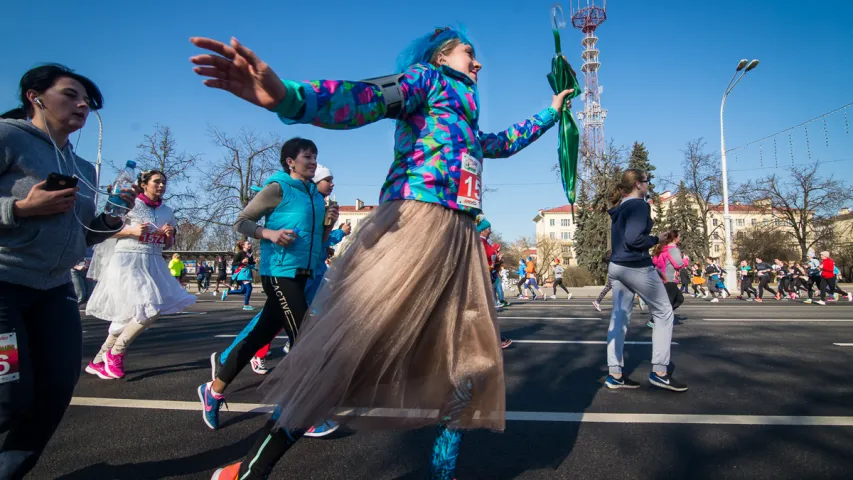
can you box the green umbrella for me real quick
[546,5,582,218]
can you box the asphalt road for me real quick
[11,295,853,479]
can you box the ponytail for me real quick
[610,168,646,207]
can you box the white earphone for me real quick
[34,97,44,108]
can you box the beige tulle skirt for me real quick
[261,200,505,432]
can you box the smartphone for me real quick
[45,173,78,192]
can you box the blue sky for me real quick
[3,0,852,240]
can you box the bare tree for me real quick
[202,127,282,232]
[119,124,202,219]
[680,138,723,246]
[747,162,853,260]
[173,220,206,251]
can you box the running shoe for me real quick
[649,372,688,392]
[816,300,826,306]
[703,292,709,299]
[592,300,601,312]
[550,295,557,300]
[250,356,269,375]
[605,374,640,390]
[803,298,813,304]
[531,294,538,301]
[210,352,221,381]
[211,462,241,480]
[848,293,853,302]
[304,420,340,438]
[646,321,654,328]
[212,291,218,296]
[710,298,719,303]
[639,301,646,311]
[500,338,513,349]
[282,340,291,354]
[737,295,744,300]
[242,305,255,311]
[220,291,228,301]
[85,361,114,380]
[754,298,763,303]
[746,298,754,302]
[198,381,226,430]
[835,293,841,301]
[775,292,782,301]
[499,300,511,308]
[102,349,125,379]
[567,292,573,300]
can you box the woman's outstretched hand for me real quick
[190,37,286,110]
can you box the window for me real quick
[736,218,745,227]
[712,218,718,226]
[549,232,556,239]
[712,232,721,240]
[751,218,757,226]
[561,231,571,240]
[549,219,555,227]
[561,219,570,227]
[345,219,351,225]
[714,244,721,253]
[736,231,745,240]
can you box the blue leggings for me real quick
[228,282,253,306]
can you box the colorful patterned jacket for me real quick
[276,63,558,217]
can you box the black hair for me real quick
[1,63,104,119]
[137,169,167,187]
[279,137,318,173]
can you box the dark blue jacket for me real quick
[608,197,658,267]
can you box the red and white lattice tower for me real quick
[571,0,608,178]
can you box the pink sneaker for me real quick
[85,361,115,380]
[103,349,126,378]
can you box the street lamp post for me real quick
[720,59,759,292]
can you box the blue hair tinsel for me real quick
[395,25,476,73]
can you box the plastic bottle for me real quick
[105,160,137,216]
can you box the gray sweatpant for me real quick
[606,263,674,375]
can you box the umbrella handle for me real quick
[551,4,566,54]
[552,4,567,30]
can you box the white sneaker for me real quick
[711,298,720,303]
[592,301,601,312]
[703,292,709,298]
[550,295,556,300]
[250,356,269,375]
[567,292,573,300]
[282,340,291,354]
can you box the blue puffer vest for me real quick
[259,171,326,278]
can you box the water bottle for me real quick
[105,160,137,216]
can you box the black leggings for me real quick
[820,277,848,301]
[217,276,308,385]
[0,282,82,479]
[516,277,526,296]
[757,276,776,299]
[553,278,569,295]
[740,279,757,298]
[691,283,706,296]
[665,282,684,310]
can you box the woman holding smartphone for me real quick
[0,64,132,479]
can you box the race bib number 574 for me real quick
[0,333,20,384]
[457,153,482,210]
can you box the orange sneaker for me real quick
[211,462,241,480]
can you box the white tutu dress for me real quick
[86,198,195,332]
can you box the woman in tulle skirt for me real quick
[191,26,572,479]
[85,170,195,379]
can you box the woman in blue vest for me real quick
[198,137,337,430]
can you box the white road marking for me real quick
[833,343,853,346]
[499,317,603,321]
[511,340,678,345]
[703,318,853,323]
[68,397,853,426]
[215,334,289,339]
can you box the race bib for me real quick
[139,232,166,246]
[0,333,20,384]
[457,153,482,210]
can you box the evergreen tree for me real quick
[628,141,656,196]
[652,193,667,235]
[573,144,624,284]
[668,181,708,260]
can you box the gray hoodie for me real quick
[0,119,116,290]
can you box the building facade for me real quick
[334,199,377,254]
[533,191,783,264]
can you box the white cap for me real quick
[313,164,333,183]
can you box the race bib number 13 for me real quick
[0,332,20,384]
[457,153,482,210]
